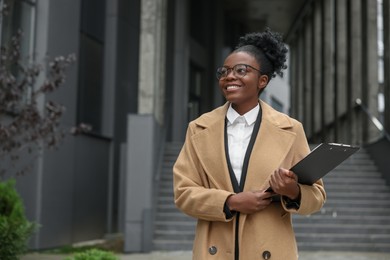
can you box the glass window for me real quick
[78,33,104,133]
[0,0,36,112]
[77,0,106,134]
[188,63,204,121]
[1,0,36,59]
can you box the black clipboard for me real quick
[268,143,359,201]
[291,143,360,185]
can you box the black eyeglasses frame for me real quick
[216,63,262,80]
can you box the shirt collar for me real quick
[226,103,259,126]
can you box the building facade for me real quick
[1,0,389,251]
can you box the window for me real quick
[0,0,36,111]
[188,63,203,121]
[77,0,105,134]
[0,0,36,59]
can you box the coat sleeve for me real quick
[173,123,235,222]
[281,121,327,215]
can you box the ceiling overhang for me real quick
[224,0,307,42]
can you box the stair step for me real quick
[323,179,384,185]
[317,207,390,216]
[295,233,390,243]
[325,192,390,199]
[297,241,390,252]
[293,215,390,225]
[323,184,390,191]
[153,239,193,251]
[293,223,390,233]
[154,222,196,232]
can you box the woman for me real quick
[173,28,326,260]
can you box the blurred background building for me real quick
[1,0,390,253]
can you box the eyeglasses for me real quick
[216,64,261,80]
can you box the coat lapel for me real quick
[191,104,234,192]
[243,101,297,191]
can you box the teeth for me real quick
[227,85,240,90]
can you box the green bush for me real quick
[0,179,36,260]
[64,248,119,260]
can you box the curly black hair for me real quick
[234,28,288,80]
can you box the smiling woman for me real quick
[218,52,268,115]
[216,30,288,116]
[173,28,326,260]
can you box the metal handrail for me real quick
[355,98,390,141]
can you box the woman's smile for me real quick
[225,84,242,91]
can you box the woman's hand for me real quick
[226,190,274,214]
[269,168,300,200]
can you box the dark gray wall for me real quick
[30,0,81,249]
[72,135,110,242]
[10,0,112,249]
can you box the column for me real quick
[362,0,379,143]
[323,0,335,141]
[384,0,390,134]
[313,0,323,136]
[304,17,313,137]
[297,28,305,123]
[335,0,348,142]
[138,0,168,125]
[348,0,363,144]
[123,115,156,252]
[171,0,190,142]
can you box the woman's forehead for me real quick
[224,51,259,67]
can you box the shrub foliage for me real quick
[0,179,36,260]
[64,249,119,260]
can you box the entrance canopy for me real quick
[224,0,307,37]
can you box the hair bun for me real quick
[236,28,288,78]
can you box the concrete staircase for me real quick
[153,143,390,252]
[153,142,194,250]
[294,147,390,252]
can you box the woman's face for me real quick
[218,51,268,114]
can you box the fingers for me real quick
[269,168,298,196]
[252,190,273,211]
[230,190,273,214]
[285,170,298,181]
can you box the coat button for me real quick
[262,250,271,259]
[208,246,217,255]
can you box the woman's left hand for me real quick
[269,168,300,200]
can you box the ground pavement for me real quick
[22,250,390,260]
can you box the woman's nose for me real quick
[225,68,236,79]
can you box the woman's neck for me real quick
[232,102,259,115]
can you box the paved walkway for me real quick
[22,251,390,260]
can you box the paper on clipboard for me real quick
[291,143,360,185]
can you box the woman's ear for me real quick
[258,75,269,90]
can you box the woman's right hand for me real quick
[226,190,274,214]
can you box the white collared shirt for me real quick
[226,103,259,184]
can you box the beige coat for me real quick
[173,101,326,260]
